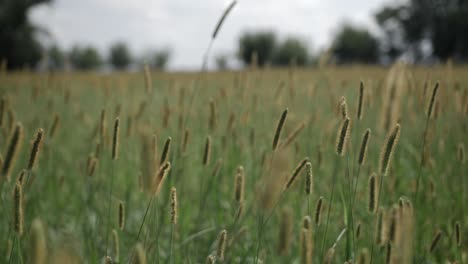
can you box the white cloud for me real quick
[30,0,391,70]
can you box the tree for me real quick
[238,31,276,67]
[273,37,309,66]
[332,25,379,64]
[0,0,51,70]
[375,0,468,62]
[150,49,171,70]
[69,46,102,70]
[48,45,65,71]
[214,54,229,70]
[109,42,131,70]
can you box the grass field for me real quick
[0,64,467,263]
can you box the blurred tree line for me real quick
[1,0,468,71]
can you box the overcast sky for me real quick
[30,0,394,70]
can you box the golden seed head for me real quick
[305,161,312,195]
[300,228,313,264]
[112,229,120,262]
[429,229,443,253]
[154,161,172,195]
[112,117,120,160]
[118,201,125,230]
[160,137,172,165]
[427,82,439,118]
[378,124,401,176]
[170,187,178,225]
[368,173,378,214]
[2,122,23,180]
[203,136,212,166]
[13,182,23,235]
[273,108,288,151]
[17,169,27,186]
[358,129,371,165]
[217,229,227,260]
[50,113,60,139]
[28,128,44,170]
[285,157,309,190]
[234,169,245,203]
[315,196,323,226]
[339,96,348,119]
[358,80,364,120]
[303,215,312,230]
[336,117,351,156]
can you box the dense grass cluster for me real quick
[0,63,467,263]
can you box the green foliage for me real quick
[149,49,171,70]
[214,53,229,70]
[47,45,65,71]
[332,25,379,64]
[69,45,102,70]
[109,42,132,70]
[273,37,310,66]
[238,31,276,67]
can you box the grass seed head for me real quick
[336,117,351,156]
[273,108,288,151]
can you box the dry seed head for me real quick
[112,229,119,262]
[355,222,362,240]
[379,124,401,176]
[285,157,309,190]
[278,207,293,255]
[336,117,351,156]
[305,161,312,195]
[28,128,44,170]
[154,161,172,195]
[217,229,227,261]
[324,247,335,264]
[339,96,348,119]
[132,243,147,264]
[388,205,401,243]
[358,129,371,165]
[300,228,313,264]
[112,117,120,160]
[368,173,378,213]
[160,137,172,165]
[203,136,212,166]
[375,207,384,245]
[427,82,439,118]
[170,187,177,225]
[272,108,288,151]
[31,218,46,264]
[105,256,112,264]
[13,182,23,235]
[315,196,323,225]
[234,201,244,222]
[118,201,125,230]
[234,169,245,203]
[209,99,217,131]
[212,1,237,39]
[358,80,365,120]
[303,215,312,230]
[87,155,98,177]
[455,222,461,247]
[17,169,27,186]
[206,255,216,264]
[429,229,443,253]
[2,123,23,180]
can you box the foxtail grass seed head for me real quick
[315,196,323,225]
[273,108,288,151]
[355,222,362,240]
[336,117,351,156]
[300,228,313,264]
[118,201,125,230]
[209,99,217,131]
[376,208,384,245]
[234,168,245,203]
[112,229,119,262]
[206,255,216,264]
[455,222,461,247]
[100,109,107,142]
[170,187,177,225]
[203,136,212,166]
[211,1,237,39]
[154,161,172,195]
[181,129,189,154]
[285,157,309,190]
[132,243,147,264]
[28,128,44,170]
[324,247,335,264]
[13,182,23,235]
[339,96,348,119]
[31,218,46,264]
[379,124,401,176]
[278,207,293,255]
[217,229,227,261]
[87,155,98,177]
[385,243,392,264]
[427,82,439,118]
[112,117,120,160]
[2,123,23,180]
[429,229,442,253]
[368,173,378,213]
[305,161,312,195]
[358,80,365,120]
[105,256,112,264]
[358,129,371,165]
[17,169,26,186]
[303,215,312,230]
[160,137,172,165]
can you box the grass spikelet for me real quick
[112,117,120,160]
[17,169,26,186]
[132,243,147,264]
[181,129,190,154]
[356,222,362,240]
[211,1,237,39]
[13,182,23,235]
[375,208,384,245]
[303,215,312,230]
[217,229,227,261]
[315,196,323,225]
[427,82,439,118]
[358,129,371,165]
[429,229,442,253]
[336,117,351,156]
[278,207,293,255]
[455,222,461,247]
[305,161,312,195]
[280,121,305,149]
[385,243,392,264]
[272,108,288,151]
[358,80,365,120]
[388,205,400,243]
[49,113,60,139]
[170,187,177,225]
[28,128,44,170]
[324,247,335,264]
[2,123,23,180]
[209,99,217,131]
[339,96,348,119]
[118,201,125,230]
[300,228,313,264]
[112,229,119,262]
[285,157,309,190]
[378,124,401,176]
[87,155,98,177]
[154,161,172,195]
[234,166,245,203]
[206,255,216,264]
[368,173,378,213]
[105,256,112,264]
[160,137,172,165]
[203,136,212,166]
[30,218,46,264]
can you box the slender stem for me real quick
[105,161,115,254]
[369,173,385,264]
